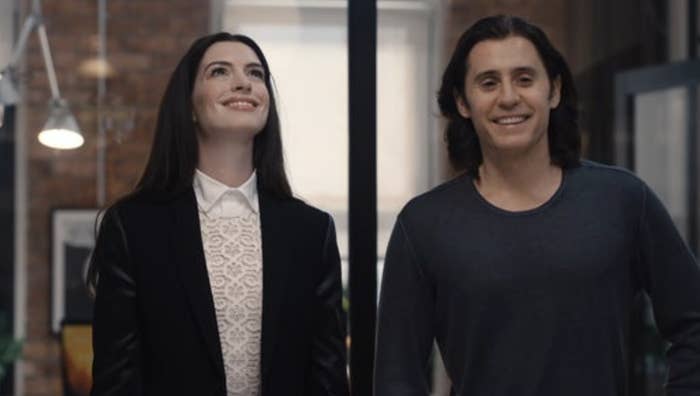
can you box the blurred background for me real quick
[0,0,698,395]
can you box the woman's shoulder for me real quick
[104,188,185,225]
[272,195,332,227]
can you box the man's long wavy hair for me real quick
[437,15,581,176]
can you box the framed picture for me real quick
[60,322,93,396]
[51,209,101,333]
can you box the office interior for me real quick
[0,0,698,395]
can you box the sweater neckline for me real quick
[465,167,569,217]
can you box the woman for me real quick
[88,33,349,396]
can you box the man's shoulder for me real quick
[400,173,470,220]
[571,160,646,194]
[576,159,637,178]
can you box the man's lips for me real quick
[492,114,530,125]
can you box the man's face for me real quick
[456,36,561,160]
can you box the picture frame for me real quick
[60,321,93,396]
[51,209,101,333]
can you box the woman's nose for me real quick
[231,70,252,92]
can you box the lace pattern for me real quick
[199,210,263,396]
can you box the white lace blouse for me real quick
[193,169,262,396]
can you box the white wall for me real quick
[635,87,689,238]
[223,0,439,261]
[223,3,449,393]
[0,1,14,65]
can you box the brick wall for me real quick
[20,1,208,394]
[444,0,571,65]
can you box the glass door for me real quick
[614,59,700,396]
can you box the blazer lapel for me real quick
[259,189,293,379]
[171,188,225,379]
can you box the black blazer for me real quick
[90,185,350,396]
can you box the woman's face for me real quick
[191,41,270,142]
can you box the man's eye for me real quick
[480,79,497,89]
[517,76,533,85]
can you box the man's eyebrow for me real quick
[511,66,538,75]
[472,69,499,82]
[472,66,539,81]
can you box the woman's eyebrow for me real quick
[203,60,232,71]
[203,60,264,71]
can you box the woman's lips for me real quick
[221,98,258,111]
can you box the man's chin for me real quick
[484,135,549,157]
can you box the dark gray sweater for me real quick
[375,161,700,396]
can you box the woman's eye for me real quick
[210,67,229,77]
[249,68,265,79]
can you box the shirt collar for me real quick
[193,169,259,215]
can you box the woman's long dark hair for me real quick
[87,33,291,293]
[437,15,581,176]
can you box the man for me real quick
[374,15,700,396]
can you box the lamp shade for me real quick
[38,99,84,149]
[0,70,19,105]
[78,58,116,79]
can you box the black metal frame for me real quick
[0,106,15,396]
[614,5,699,394]
[614,61,700,394]
[0,3,20,394]
[614,59,700,253]
[348,1,377,395]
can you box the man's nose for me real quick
[498,82,520,108]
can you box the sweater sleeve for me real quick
[637,184,700,394]
[374,216,435,396]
